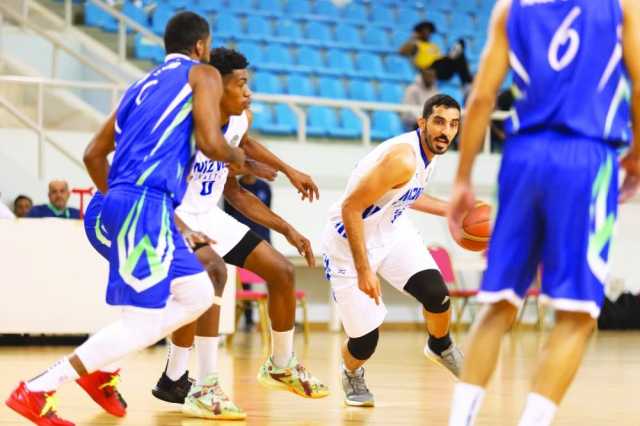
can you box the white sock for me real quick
[166,341,191,381]
[27,357,79,392]
[195,336,219,386]
[517,393,557,426]
[449,382,486,426]
[271,327,294,368]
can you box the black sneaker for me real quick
[151,371,192,404]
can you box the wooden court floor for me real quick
[1,330,639,425]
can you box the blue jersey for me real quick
[506,0,631,145]
[108,54,199,203]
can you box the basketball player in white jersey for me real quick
[149,48,327,419]
[322,94,464,407]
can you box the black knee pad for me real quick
[404,269,450,313]
[347,328,379,361]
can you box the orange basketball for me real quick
[457,202,492,252]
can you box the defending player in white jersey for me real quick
[150,48,328,419]
[322,94,464,407]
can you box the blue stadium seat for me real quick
[261,44,294,71]
[134,34,163,62]
[228,0,253,13]
[330,109,362,139]
[450,14,476,38]
[122,3,148,29]
[440,83,465,106]
[384,55,415,82]
[314,0,340,18]
[355,53,385,79]
[295,46,328,74]
[428,11,448,28]
[260,104,297,135]
[85,1,118,32]
[326,49,357,77]
[390,30,411,49]
[256,0,284,16]
[235,41,264,65]
[307,106,336,137]
[251,102,272,132]
[212,36,229,48]
[362,27,390,50]
[378,82,404,103]
[335,24,362,49]
[456,0,477,14]
[286,0,312,16]
[318,77,347,99]
[287,74,315,96]
[342,2,368,23]
[214,12,242,37]
[194,0,224,14]
[348,79,376,102]
[151,4,174,35]
[370,6,394,26]
[431,33,446,52]
[167,0,190,8]
[253,71,282,94]
[245,15,273,40]
[305,22,332,45]
[371,111,403,140]
[397,7,425,28]
[274,20,303,43]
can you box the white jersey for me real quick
[326,130,438,248]
[177,111,249,215]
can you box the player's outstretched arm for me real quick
[342,144,416,304]
[83,110,116,193]
[448,0,510,240]
[240,111,320,202]
[410,194,448,216]
[190,64,245,167]
[223,177,315,266]
[620,0,640,203]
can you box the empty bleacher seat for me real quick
[307,106,335,137]
[256,0,284,16]
[450,14,476,38]
[390,30,411,49]
[378,82,404,103]
[261,44,294,71]
[305,22,332,45]
[318,76,347,99]
[334,24,362,49]
[314,0,340,18]
[122,2,148,29]
[343,2,368,23]
[245,15,273,40]
[397,7,425,28]
[287,74,315,96]
[371,111,403,140]
[370,6,394,25]
[384,55,415,82]
[195,0,224,14]
[260,104,297,135]
[285,0,312,16]
[362,27,390,51]
[326,49,357,77]
[85,1,119,32]
[355,52,385,79]
[228,0,253,13]
[235,41,264,65]
[274,20,303,43]
[253,71,282,94]
[214,12,242,38]
[295,46,328,74]
[330,109,362,139]
[167,0,190,8]
[134,34,163,63]
[428,10,448,28]
[348,79,376,102]
[151,3,174,35]
[251,102,272,132]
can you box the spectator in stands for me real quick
[224,174,272,328]
[401,68,440,130]
[13,195,33,218]
[490,86,516,152]
[399,21,473,87]
[0,193,15,219]
[28,180,80,219]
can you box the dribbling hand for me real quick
[358,269,381,305]
[447,180,476,242]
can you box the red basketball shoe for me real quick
[5,382,74,426]
[76,370,127,417]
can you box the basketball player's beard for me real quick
[425,134,451,155]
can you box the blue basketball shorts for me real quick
[84,191,110,260]
[93,186,203,308]
[480,130,619,318]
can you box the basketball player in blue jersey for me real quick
[5,12,246,426]
[447,0,640,425]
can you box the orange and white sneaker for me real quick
[76,370,127,417]
[5,382,74,426]
[257,356,329,398]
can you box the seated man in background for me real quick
[28,180,80,219]
[13,195,33,218]
[399,21,473,88]
[401,68,439,130]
